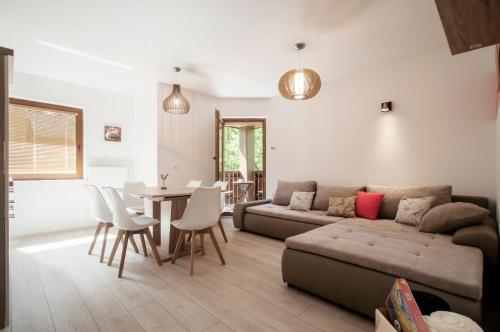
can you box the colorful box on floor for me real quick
[385,278,429,332]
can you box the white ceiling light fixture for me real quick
[278,43,321,100]
[36,40,135,70]
[162,67,190,115]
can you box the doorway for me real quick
[215,110,266,213]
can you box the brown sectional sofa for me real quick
[232,182,499,323]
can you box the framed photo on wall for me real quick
[104,126,121,142]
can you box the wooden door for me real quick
[0,46,13,329]
[214,109,224,181]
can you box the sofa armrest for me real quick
[233,199,272,230]
[453,216,499,276]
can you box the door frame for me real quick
[214,113,266,199]
[0,46,13,329]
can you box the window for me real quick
[8,98,83,180]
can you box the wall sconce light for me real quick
[381,101,392,112]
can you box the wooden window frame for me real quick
[8,98,83,181]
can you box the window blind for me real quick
[9,103,80,178]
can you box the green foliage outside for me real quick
[254,127,263,171]
[223,127,240,170]
[223,127,263,171]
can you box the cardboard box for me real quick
[375,308,397,332]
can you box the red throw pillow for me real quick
[355,191,384,220]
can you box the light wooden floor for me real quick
[8,218,372,332]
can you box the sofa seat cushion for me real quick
[285,218,483,300]
[246,203,344,226]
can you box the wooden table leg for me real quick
[152,200,162,246]
[150,196,196,262]
[169,198,188,254]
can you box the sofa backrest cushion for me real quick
[366,185,452,219]
[272,180,317,206]
[452,195,489,210]
[312,185,365,210]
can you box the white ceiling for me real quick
[0,0,447,97]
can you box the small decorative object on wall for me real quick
[278,43,321,100]
[160,173,169,190]
[381,101,392,112]
[104,126,121,142]
[163,67,190,114]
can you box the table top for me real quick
[119,186,195,199]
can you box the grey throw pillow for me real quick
[419,202,490,234]
[395,196,435,227]
[288,192,315,211]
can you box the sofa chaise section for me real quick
[282,218,484,321]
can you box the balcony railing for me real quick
[222,170,264,206]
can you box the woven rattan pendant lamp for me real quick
[163,67,190,114]
[278,43,321,100]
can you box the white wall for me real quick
[10,72,136,237]
[220,47,498,205]
[13,44,497,237]
[132,80,158,185]
[157,83,220,187]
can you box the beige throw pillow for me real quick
[395,196,435,227]
[288,192,315,211]
[419,202,490,234]
[272,180,317,206]
[326,196,356,218]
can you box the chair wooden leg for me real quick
[199,232,205,256]
[129,235,139,253]
[190,231,196,276]
[140,233,148,257]
[99,223,110,263]
[144,228,163,266]
[171,230,185,264]
[88,222,103,255]
[208,227,225,265]
[108,230,123,266]
[218,218,228,243]
[187,233,192,242]
[118,231,129,278]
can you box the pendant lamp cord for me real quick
[297,48,302,71]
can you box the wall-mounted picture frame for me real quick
[104,126,121,142]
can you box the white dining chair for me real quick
[212,181,229,242]
[87,185,114,263]
[171,187,225,275]
[186,180,202,188]
[122,181,146,215]
[102,187,163,278]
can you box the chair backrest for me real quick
[176,187,221,230]
[122,181,146,207]
[212,181,228,191]
[87,185,112,223]
[212,181,228,212]
[187,180,202,188]
[102,187,138,230]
